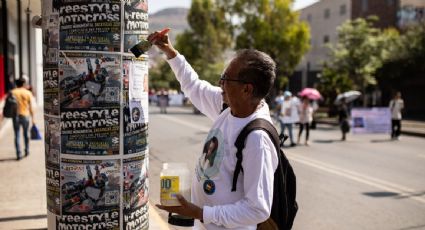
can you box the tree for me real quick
[223,0,310,90]
[377,23,425,81]
[149,0,232,90]
[322,17,399,105]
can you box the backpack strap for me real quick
[231,118,282,192]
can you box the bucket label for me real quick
[160,176,179,201]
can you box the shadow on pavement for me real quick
[363,190,425,201]
[0,214,47,222]
[363,191,399,197]
[398,224,425,230]
[313,139,344,144]
[0,157,18,162]
[370,139,394,143]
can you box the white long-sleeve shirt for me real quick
[167,54,278,229]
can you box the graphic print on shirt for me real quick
[196,129,224,182]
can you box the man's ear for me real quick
[244,83,254,96]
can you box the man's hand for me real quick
[147,28,178,59]
[156,194,203,220]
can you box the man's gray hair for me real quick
[235,49,276,99]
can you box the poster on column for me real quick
[58,0,121,51]
[44,115,60,165]
[124,105,148,155]
[59,52,121,109]
[58,159,120,229]
[129,61,149,100]
[123,155,149,229]
[60,107,120,155]
[124,0,149,53]
[46,164,61,215]
[59,52,121,155]
[122,57,148,103]
[129,96,149,123]
[42,14,59,68]
[43,69,60,115]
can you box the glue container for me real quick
[160,162,191,206]
[160,162,194,227]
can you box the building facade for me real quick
[294,0,425,117]
[293,0,351,93]
[1,0,42,102]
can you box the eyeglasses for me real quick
[219,74,250,85]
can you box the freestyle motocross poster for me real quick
[43,68,60,116]
[58,52,121,155]
[58,0,121,51]
[60,107,120,155]
[46,165,61,215]
[124,0,149,52]
[123,105,148,154]
[58,52,121,109]
[59,159,121,229]
[123,155,149,229]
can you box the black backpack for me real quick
[3,93,18,118]
[232,118,298,230]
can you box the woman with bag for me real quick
[10,78,35,160]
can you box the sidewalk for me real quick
[0,106,169,229]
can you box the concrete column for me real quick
[41,1,150,229]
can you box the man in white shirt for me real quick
[279,91,299,147]
[389,91,404,140]
[150,30,278,229]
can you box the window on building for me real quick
[307,14,312,22]
[324,8,330,19]
[323,35,330,44]
[362,0,368,12]
[340,4,346,15]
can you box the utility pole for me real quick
[42,1,150,229]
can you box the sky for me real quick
[148,0,319,14]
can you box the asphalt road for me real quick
[148,105,425,230]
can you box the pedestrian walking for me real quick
[10,78,35,160]
[389,91,404,140]
[157,89,169,114]
[279,91,299,147]
[297,97,314,146]
[149,29,279,229]
[338,98,350,141]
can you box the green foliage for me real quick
[176,0,232,84]
[225,0,310,90]
[377,23,425,81]
[149,0,232,89]
[317,65,353,105]
[323,17,399,104]
[148,62,177,90]
[149,0,310,92]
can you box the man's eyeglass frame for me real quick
[219,74,251,85]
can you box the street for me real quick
[148,106,425,230]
